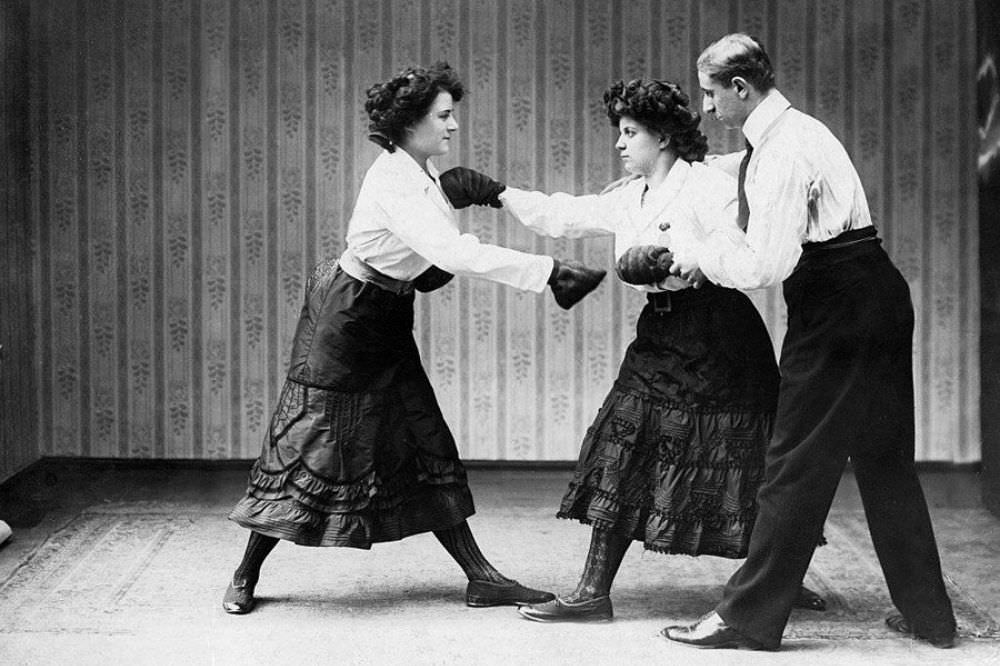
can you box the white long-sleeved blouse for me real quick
[499,158,739,292]
[344,148,554,292]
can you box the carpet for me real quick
[0,504,996,641]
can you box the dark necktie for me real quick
[737,139,753,232]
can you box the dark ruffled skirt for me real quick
[229,263,474,548]
[558,285,780,558]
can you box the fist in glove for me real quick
[548,259,607,310]
[413,265,454,293]
[615,245,674,285]
[439,167,506,209]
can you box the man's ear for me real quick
[731,76,750,99]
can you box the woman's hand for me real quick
[413,265,454,292]
[548,259,607,309]
[439,167,506,209]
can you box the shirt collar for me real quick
[742,89,791,148]
[647,158,689,204]
[634,159,689,221]
[382,148,452,214]
[383,147,441,186]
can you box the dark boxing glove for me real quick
[547,259,607,310]
[413,265,454,293]
[615,245,674,285]
[439,167,506,209]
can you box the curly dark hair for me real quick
[604,79,708,162]
[364,61,464,152]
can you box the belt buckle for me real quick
[653,292,672,313]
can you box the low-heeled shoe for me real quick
[661,611,767,650]
[885,614,956,648]
[518,595,613,623]
[794,585,827,611]
[222,577,257,614]
[465,579,555,607]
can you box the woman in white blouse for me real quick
[223,62,605,615]
[442,78,824,622]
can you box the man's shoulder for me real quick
[775,108,836,141]
[764,109,841,159]
[690,160,737,188]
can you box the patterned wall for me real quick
[1,0,37,483]
[26,0,980,462]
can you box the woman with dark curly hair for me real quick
[222,61,606,614]
[441,77,824,622]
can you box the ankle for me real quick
[232,569,259,586]
[564,586,605,603]
[472,571,513,585]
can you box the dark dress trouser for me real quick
[715,228,956,649]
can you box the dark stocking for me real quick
[564,527,631,603]
[434,520,512,584]
[232,530,279,584]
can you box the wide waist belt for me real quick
[801,226,878,254]
[338,249,414,295]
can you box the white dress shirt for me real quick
[500,159,739,292]
[344,149,554,292]
[697,90,874,290]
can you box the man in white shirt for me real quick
[662,32,957,651]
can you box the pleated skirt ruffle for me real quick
[558,286,779,558]
[229,265,474,548]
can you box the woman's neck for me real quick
[642,151,677,192]
[400,145,431,174]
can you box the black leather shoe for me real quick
[466,579,555,607]
[886,614,956,648]
[661,612,767,650]
[518,595,613,623]
[794,585,827,611]
[222,577,257,614]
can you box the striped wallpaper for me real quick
[23,0,979,463]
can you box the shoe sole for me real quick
[659,628,766,650]
[518,610,613,623]
[466,598,548,608]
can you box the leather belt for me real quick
[338,249,414,295]
[647,283,720,314]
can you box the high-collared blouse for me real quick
[344,148,554,292]
[499,159,739,292]
[694,90,874,290]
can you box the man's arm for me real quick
[676,143,807,290]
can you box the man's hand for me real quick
[684,267,707,289]
[669,249,706,288]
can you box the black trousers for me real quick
[715,228,955,649]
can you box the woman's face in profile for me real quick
[400,91,459,162]
[614,116,664,177]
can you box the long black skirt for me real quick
[229,261,474,548]
[557,284,780,558]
